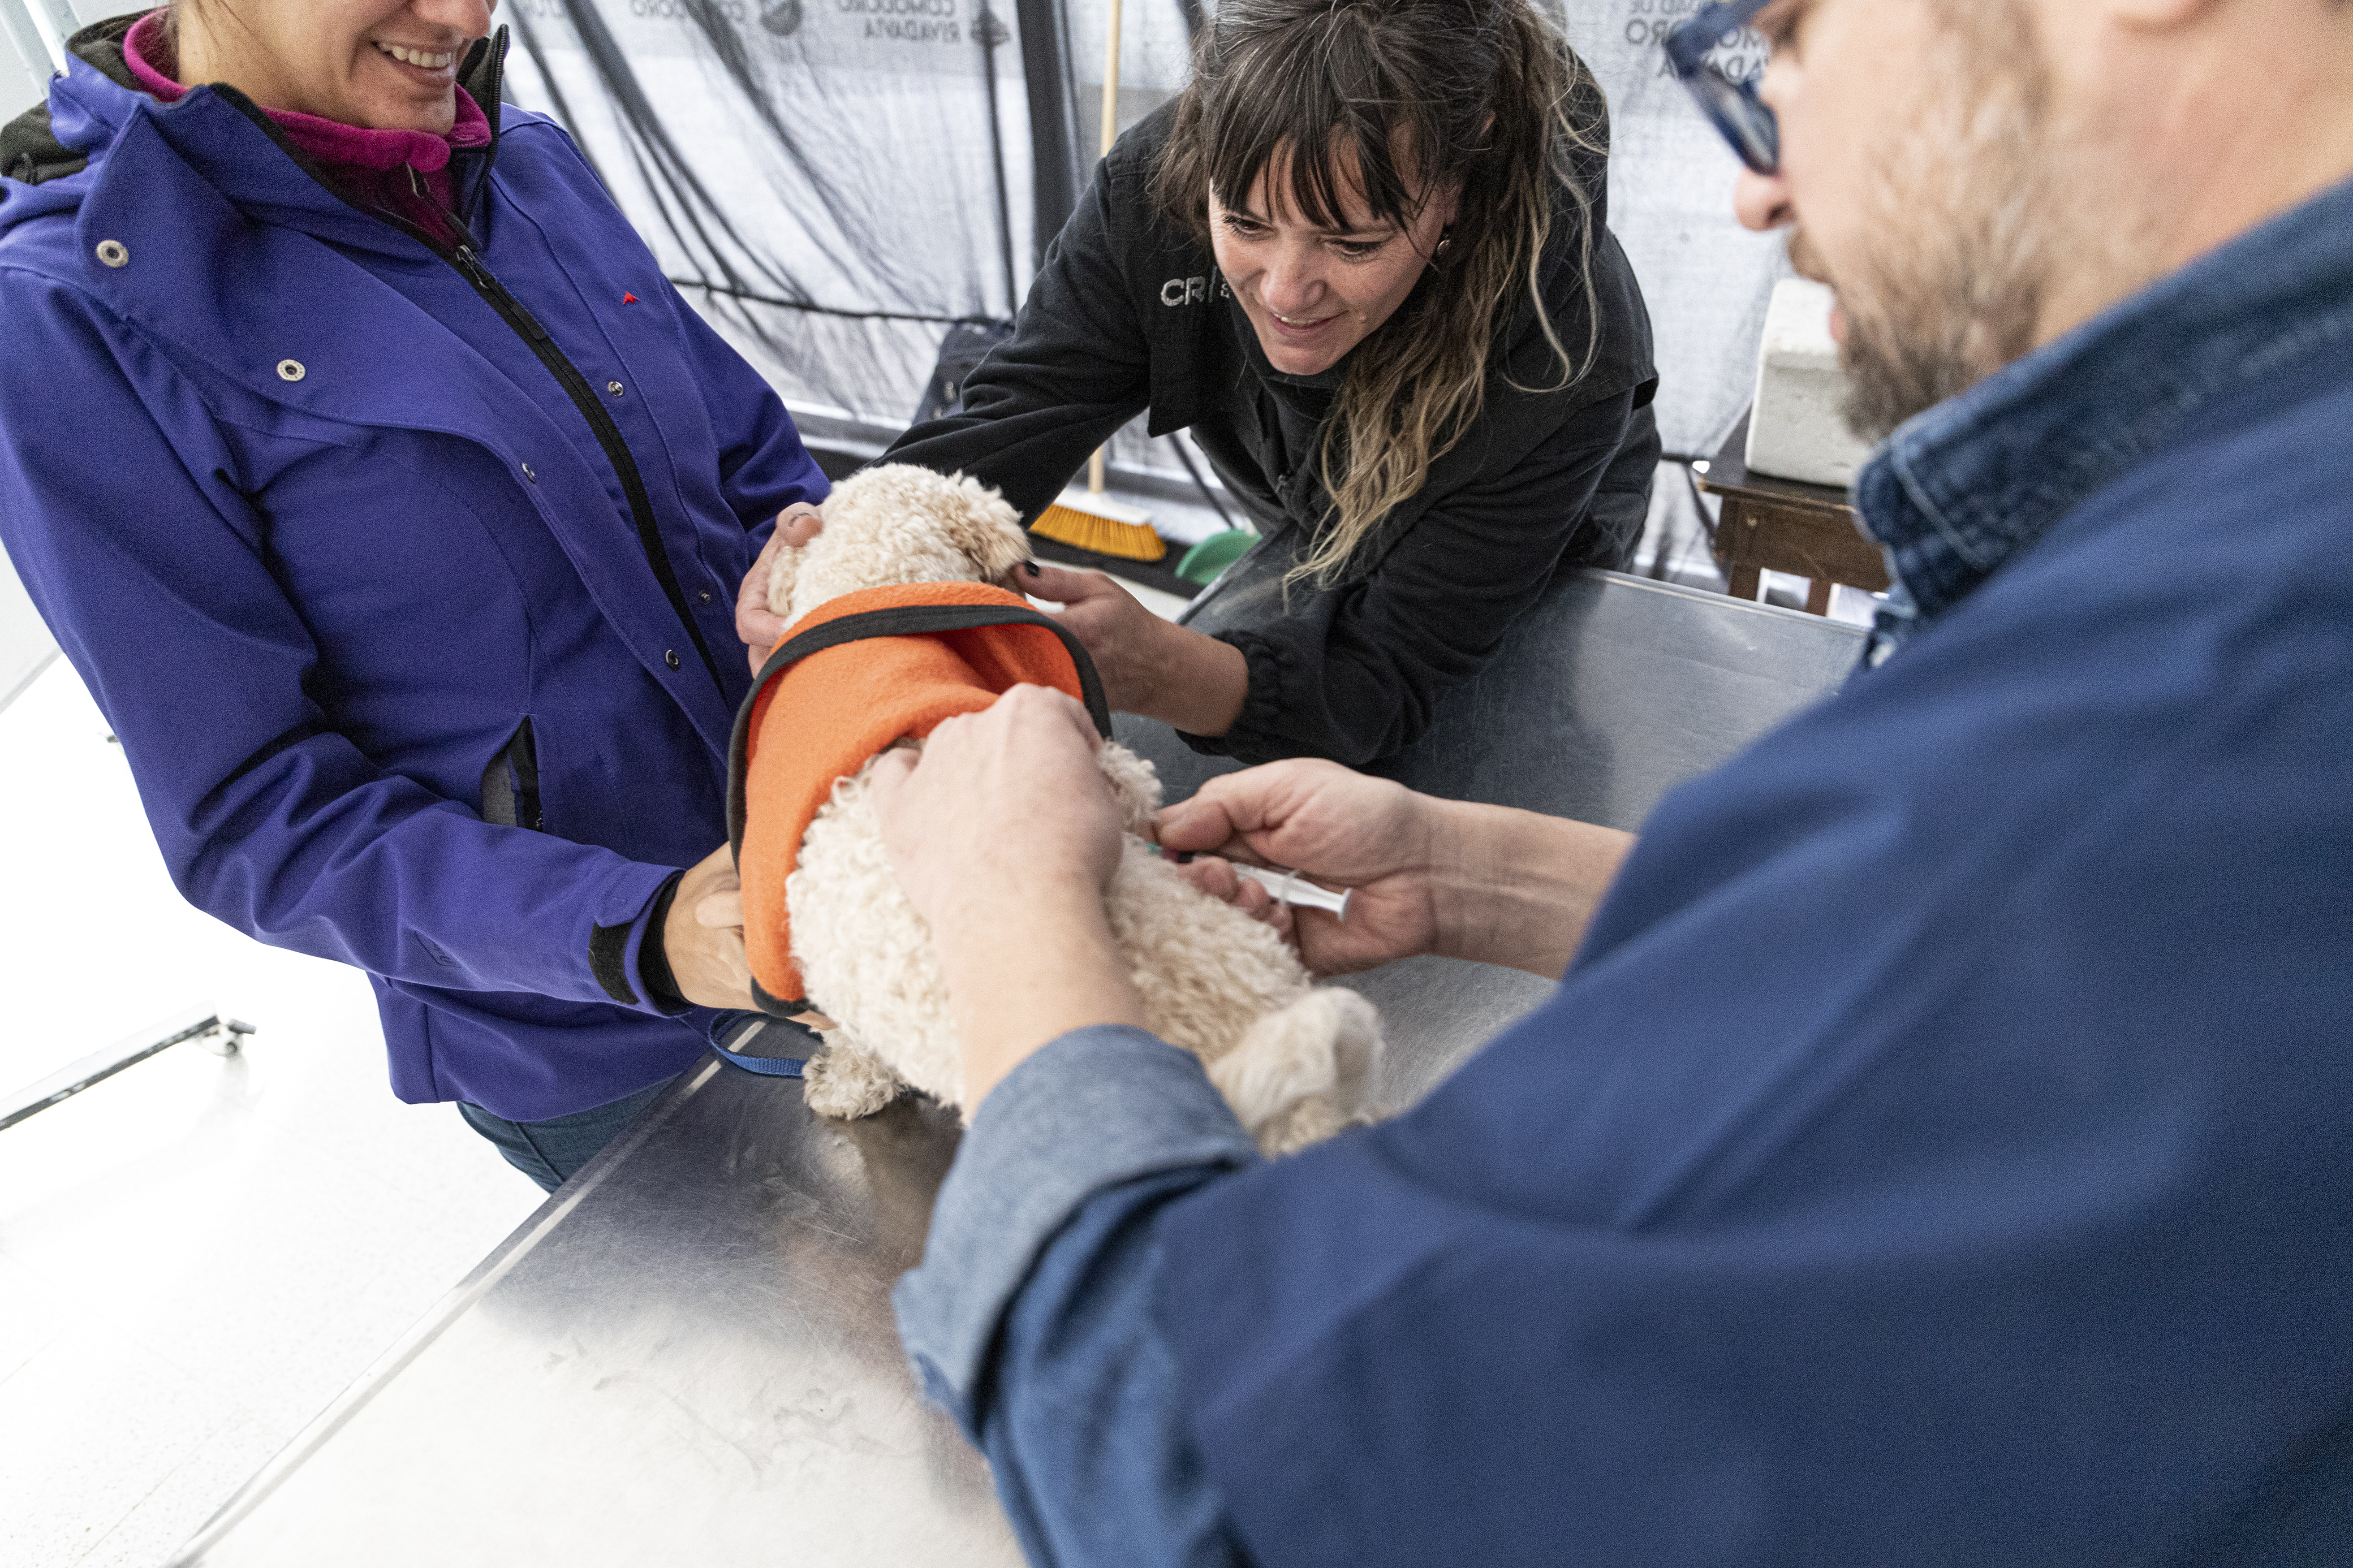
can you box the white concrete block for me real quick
[1744,278,1876,489]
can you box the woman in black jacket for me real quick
[757,0,1658,767]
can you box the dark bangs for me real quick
[1195,5,1469,232]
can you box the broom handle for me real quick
[1100,0,1122,161]
[1087,0,1123,499]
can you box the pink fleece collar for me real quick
[124,10,490,173]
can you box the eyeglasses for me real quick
[1664,0,1780,175]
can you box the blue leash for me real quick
[710,1013,812,1079]
[714,1043,805,1077]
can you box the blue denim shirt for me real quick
[1854,174,2353,664]
[893,176,2353,1568]
[893,1027,1257,1567]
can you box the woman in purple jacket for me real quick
[0,3,824,1189]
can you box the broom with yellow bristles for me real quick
[1033,470,1165,561]
[1028,0,1169,566]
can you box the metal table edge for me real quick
[1583,568,1865,628]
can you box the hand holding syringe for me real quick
[1143,837,1351,921]
[1229,862,1352,921]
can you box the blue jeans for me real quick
[457,1013,819,1192]
[458,1074,677,1194]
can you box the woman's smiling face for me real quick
[1210,139,1457,377]
[176,0,495,133]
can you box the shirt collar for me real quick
[1852,174,2353,656]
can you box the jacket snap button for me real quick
[94,239,128,267]
[276,359,305,382]
[522,463,537,483]
[663,649,682,670]
[606,381,624,397]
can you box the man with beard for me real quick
[865,0,2353,1562]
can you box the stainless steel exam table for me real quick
[171,571,1865,1567]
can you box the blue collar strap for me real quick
[710,1015,819,1079]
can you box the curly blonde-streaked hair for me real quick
[1154,0,1609,584]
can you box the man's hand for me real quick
[870,684,1127,926]
[868,685,1147,1103]
[1020,562,1249,737]
[737,502,825,675]
[660,841,755,1009]
[1156,761,1445,975]
[1157,761,1639,979]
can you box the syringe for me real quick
[1231,863,1352,921]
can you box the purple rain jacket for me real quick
[0,28,826,1121]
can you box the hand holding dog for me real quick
[1018,562,1249,737]
[868,684,1147,1103]
[736,503,1249,734]
[738,465,1382,1146]
[871,684,1126,919]
[735,503,826,673]
[661,841,756,1008]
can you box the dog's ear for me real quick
[942,473,1031,581]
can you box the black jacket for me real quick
[885,101,1660,766]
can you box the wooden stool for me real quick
[1693,414,1890,616]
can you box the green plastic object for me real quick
[1176,529,1259,586]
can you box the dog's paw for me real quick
[801,1043,904,1121]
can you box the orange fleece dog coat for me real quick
[726,581,1109,1011]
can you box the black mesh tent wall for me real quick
[501,0,1053,446]
[0,1,1787,493]
[502,2,1783,476]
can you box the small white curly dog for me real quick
[763,463,1382,1155]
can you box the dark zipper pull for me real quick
[455,246,553,345]
[451,243,492,288]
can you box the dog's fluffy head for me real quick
[769,464,1030,626]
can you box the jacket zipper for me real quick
[446,241,725,693]
[212,74,726,696]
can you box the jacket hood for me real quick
[0,12,138,187]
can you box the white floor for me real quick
[0,658,542,1568]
